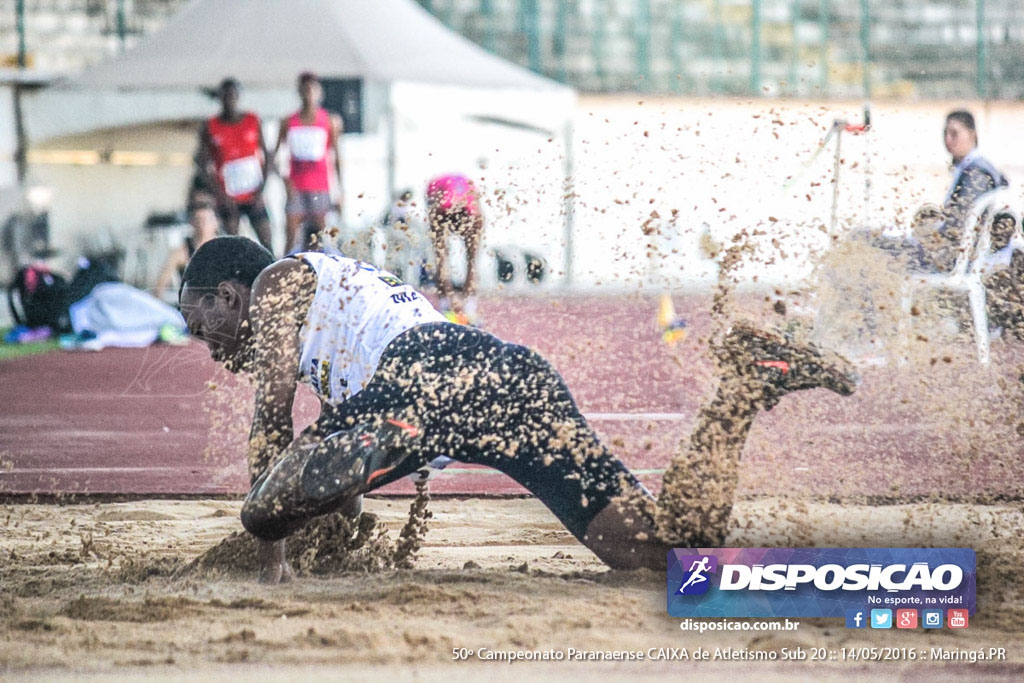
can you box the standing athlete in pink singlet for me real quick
[275,72,343,253]
[426,173,484,322]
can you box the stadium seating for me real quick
[1,1,1021,97]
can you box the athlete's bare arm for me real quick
[330,114,344,213]
[153,244,188,300]
[273,118,292,196]
[195,121,217,191]
[246,261,310,480]
[256,121,271,189]
[245,259,316,582]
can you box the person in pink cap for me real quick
[426,173,484,323]
[275,72,343,253]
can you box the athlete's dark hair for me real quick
[218,77,240,95]
[946,109,977,143]
[298,71,319,87]
[179,236,274,300]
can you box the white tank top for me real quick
[295,252,445,404]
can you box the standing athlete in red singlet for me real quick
[275,72,343,253]
[196,78,274,253]
[426,173,484,322]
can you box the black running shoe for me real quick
[716,321,860,398]
[300,419,422,503]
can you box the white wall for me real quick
[27,123,195,261]
[565,96,1024,290]
[0,86,17,190]
[18,95,1024,292]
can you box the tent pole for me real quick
[16,0,26,68]
[337,127,346,229]
[117,0,127,51]
[562,118,574,286]
[14,0,28,185]
[12,84,26,185]
[386,92,396,208]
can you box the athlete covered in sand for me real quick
[425,173,485,323]
[179,236,859,583]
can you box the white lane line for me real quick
[0,466,222,474]
[586,412,687,421]
[584,413,946,433]
[0,466,668,478]
[437,467,668,476]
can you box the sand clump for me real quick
[61,595,204,623]
[186,482,432,576]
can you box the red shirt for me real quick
[286,108,332,193]
[207,112,264,202]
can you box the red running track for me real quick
[2,294,1023,501]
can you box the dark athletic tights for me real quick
[241,322,648,542]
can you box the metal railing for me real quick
[422,0,1024,99]
[3,0,1021,99]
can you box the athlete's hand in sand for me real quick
[256,539,296,584]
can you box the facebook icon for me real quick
[845,609,867,629]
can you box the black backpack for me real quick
[7,264,71,331]
[66,256,120,306]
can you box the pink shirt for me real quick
[286,108,332,193]
[426,174,480,215]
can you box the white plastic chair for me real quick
[899,188,1020,365]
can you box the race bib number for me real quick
[222,156,262,197]
[288,126,328,162]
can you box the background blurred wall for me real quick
[2,1,1022,291]
[19,95,1024,291]
[1,1,1021,99]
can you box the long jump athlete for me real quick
[179,237,858,582]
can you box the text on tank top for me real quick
[295,252,446,404]
[287,108,332,193]
[207,113,264,200]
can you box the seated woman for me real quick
[153,196,219,300]
[912,109,1008,271]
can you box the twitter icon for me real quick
[870,609,893,629]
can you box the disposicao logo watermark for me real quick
[667,548,976,620]
[675,555,719,596]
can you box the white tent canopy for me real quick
[28,0,573,142]
[73,0,565,92]
[22,0,578,282]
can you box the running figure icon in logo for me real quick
[676,555,718,595]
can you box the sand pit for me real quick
[1,496,1022,679]
[186,485,432,576]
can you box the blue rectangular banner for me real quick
[667,548,976,619]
